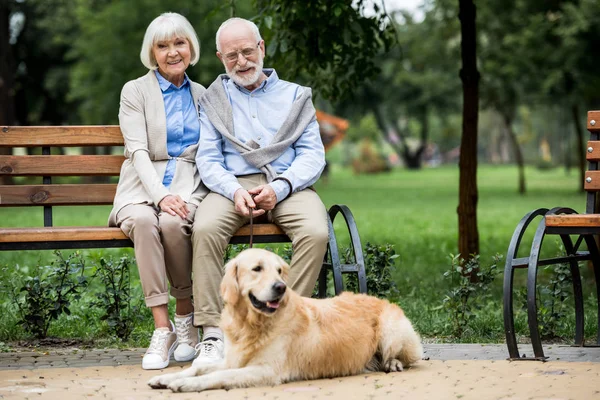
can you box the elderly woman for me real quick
[108,12,207,370]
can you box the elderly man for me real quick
[190,17,329,364]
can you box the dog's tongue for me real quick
[266,301,280,309]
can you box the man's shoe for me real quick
[192,338,224,367]
[142,321,177,370]
[173,313,199,362]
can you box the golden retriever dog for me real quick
[148,248,422,393]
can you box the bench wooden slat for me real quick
[586,141,600,161]
[585,171,600,190]
[0,155,124,176]
[0,184,117,206]
[0,227,130,243]
[0,126,124,147]
[589,111,600,132]
[0,224,288,243]
[0,124,294,250]
[233,223,286,237]
[545,214,600,227]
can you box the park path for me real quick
[0,344,599,399]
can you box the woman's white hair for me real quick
[215,17,262,53]
[140,12,200,70]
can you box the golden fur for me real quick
[148,248,423,392]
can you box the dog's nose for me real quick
[272,281,286,295]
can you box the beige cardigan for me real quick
[108,70,208,226]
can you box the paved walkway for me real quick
[2,343,599,370]
[0,344,599,399]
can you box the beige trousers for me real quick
[116,203,197,307]
[192,174,329,327]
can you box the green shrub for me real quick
[538,260,574,339]
[92,256,142,341]
[223,244,249,263]
[442,254,502,338]
[11,251,89,339]
[342,242,400,299]
[514,243,576,340]
[535,158,555,170]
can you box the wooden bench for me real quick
[0,125,367,297]
[503,110,600,360]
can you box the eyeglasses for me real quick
[222,42,260,63]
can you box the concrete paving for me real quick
[2,343,599,370]
[0,344,599,399]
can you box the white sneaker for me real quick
[192,338,224,367]
[142,321,177,370]
[173,313,199,362]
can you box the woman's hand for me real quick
[158,195,189,219]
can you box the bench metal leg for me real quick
[328,205,367,294]
[526,216,549,360]
[320,213,344,297]
[319,205,366,297]
[504,206,599,361]
[546,207,587,348]
[525,207,587,360]
[583,234,600,345]
[561,233,584,346]
[503,208,548,360]
[317,263,329,299]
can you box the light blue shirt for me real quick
[155,70,200,188]
[196,69,325,202]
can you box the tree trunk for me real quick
[371,105,404,158]
[371,105,428,170]
[502,111,526,194]
[403,110,428,169]
[457,0,480,264]
[0,1,15,184]
[406,109,428,169]
[571,103,585,193]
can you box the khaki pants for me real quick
[116,203,197,307]
[191,174,329,327]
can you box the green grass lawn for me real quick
[316,164,585,285]
[0,164,597,346]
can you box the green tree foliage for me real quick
[544,0,600,188]
[69,0,253,124]
[1,1,15,126]
[338,5,462,169]
[477,0,600,191]
[7,0,78,125]
[345,113,380,143]
[478,0,531,193]
[254,0,394,101]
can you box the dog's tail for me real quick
[396,317,423,366]
[379,305,423,368]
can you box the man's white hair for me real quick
[215,17,262,53]
[140,12,200,70]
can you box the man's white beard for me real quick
[226,55,264,88]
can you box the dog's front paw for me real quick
[168,377,205,393]
[384,359,404,372]
[148,373,176,389]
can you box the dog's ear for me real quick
[275,254,290,282]
[221,257,239,306]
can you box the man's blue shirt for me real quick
[196,69,325,202]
